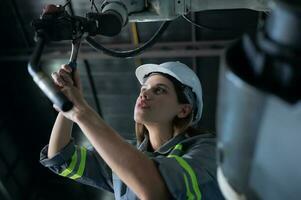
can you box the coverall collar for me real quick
[138,132,188,155]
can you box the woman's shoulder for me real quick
[178,132,218,165]
[181,132,217,149]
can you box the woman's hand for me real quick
[51,64,90,122]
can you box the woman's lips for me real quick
[137,100,150,109]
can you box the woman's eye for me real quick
[154,87,165,94]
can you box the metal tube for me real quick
[28,37,73,111]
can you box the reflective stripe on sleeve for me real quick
[58,146,87,180]
[70,147,87,180]
[59,148,78,177]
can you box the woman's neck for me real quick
[145,123,176,151]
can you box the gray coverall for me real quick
[40,133,224,200]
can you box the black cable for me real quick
[86,21,171,58]
[182,14,222,31]
[83,60,103,117]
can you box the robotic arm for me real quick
[100,0,270,26]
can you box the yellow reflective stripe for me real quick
[184,173,194,200]
[174,144,183,151]
[168,155,202,200]
[70,147,87,180]
[59,149,78,177]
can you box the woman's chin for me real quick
[134,114,146,124]
[134,113,142,124]
[134,112,153,124]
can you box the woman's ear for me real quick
[177,104,193,118]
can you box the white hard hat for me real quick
[135,61,203,125]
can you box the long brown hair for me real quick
[135,73,209,144]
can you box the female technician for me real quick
[40,61,224,200]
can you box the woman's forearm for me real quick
[47,112,74,158]
[75,107,169,200]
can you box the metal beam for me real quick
[2,40,232,53]
[0,40,232,61]
[0,49,225,61]
[52,40,232,50]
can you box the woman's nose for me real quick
[140,89,150,100]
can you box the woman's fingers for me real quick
[51,64,74,87]
[58,68,74,86]
[51,64,81,92]
[62,64,72,73]
[51,72,65,87]
[63,64,82,91]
